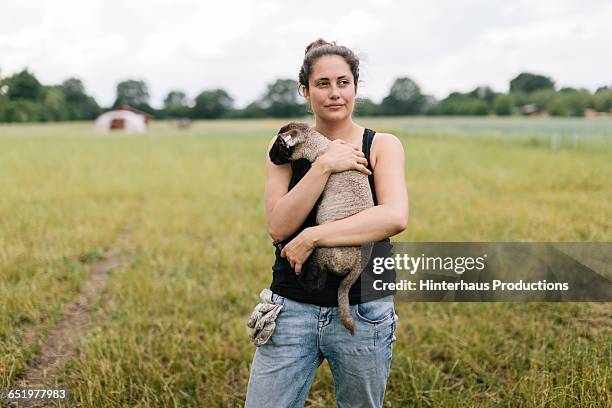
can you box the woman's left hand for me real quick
[280,227,318,275]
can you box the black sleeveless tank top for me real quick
[269,128,397,306]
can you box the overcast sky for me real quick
[2,0,611,108]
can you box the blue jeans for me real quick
[245,293,398,408]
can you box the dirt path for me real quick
[14,226,134,406]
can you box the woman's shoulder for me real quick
[370,130,401,144]
[369,131,404,168]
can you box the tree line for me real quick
[0,69,610,122]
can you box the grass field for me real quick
[1,117,610,407]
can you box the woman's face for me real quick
[304,55,356,122]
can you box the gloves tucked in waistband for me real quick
[247,288,283,347]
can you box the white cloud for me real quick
[1,0,610,108]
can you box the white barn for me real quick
[94,106,150,133]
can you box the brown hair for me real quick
[298,38,360,96]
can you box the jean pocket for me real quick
[271,292,286,307]
[355,297,394,324]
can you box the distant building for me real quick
[518,104,547,117]
[584,108,612,118]
[94,106,151,133]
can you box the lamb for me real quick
[269,121,374,334]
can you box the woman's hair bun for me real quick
[305,38,336,56]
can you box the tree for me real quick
[422,95,438,115]
[258,79,306,117]
[380,77,425,115]
[192,89,234,119]
[3,69,43,100]
[80,96,102,119]
[432,92,488,115]
[509,72,555,94]
[163,90,189,117]
[593,89,612,112]
[546,96,567,116]
[465,99,489,115]
[562,89,594,116]
[468,86,497,104]
[493,95,514,115]
[526,89,556,110]
[113,79,150,109]
[559,87,577,93]
[2,100,47,122]
[354,97,380,117]
[241,101,267,118]
[61,78,101,120]
[43,86,68,121]
[62,78,87,104]
[0,94,7,121]
[164,90,187,109]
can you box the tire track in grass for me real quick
[13,223,135,406]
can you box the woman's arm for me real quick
[265,136,371,243]
[280,134,408,273]
[265,134,331,243]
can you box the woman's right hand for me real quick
[316,139,372,175]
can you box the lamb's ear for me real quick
[269,134,293,165]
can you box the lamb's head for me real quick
[269,122,328,164]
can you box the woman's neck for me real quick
[313,117,359,141]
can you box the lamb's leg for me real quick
[297,249,328,293]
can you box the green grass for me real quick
[0,117,610,407]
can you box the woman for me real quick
[245,39,409,408]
